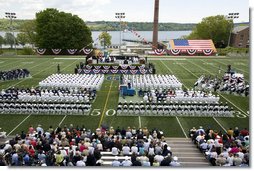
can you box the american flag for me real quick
[168,39,216,52]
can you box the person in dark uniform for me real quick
[57,64,60,73]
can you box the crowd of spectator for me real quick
[189,126,249,167]
[0,69,30,81]
[0,125,181,167]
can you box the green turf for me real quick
[0,55,249,137]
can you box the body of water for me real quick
[92,30,191,45]
[0,30,191,48]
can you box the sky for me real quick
[0,0,250,23]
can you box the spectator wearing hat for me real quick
[233,153,242,166]
[170,156,181,167]
[215,154,227,166]
[112,156,121,167]
[122,144,130,156]
[121,156,132,166]
[233,127,240,138]
[162,144,172,157]
[36,124,44,134]
[160,155,172,166]
[112,146,119,156]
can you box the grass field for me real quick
[0,55,249,137]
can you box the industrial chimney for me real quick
[152,0,159,49]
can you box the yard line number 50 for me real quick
[90,109,116,116]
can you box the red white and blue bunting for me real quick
[140,69,147,74]
[120,65,128,70]
[170,49,181,55]
[82,49,93,55]
[111,70,118,74]
[67,49,78,55]
[138,65,145,70]
[101,70,109,74]
[103,66,110,70]
[93,70,100,74]
[52,49,62,55]
[154,49,165,56]
[203,49,213,56]
[94,66,101,70]
[120,70,129,74]
[130,70,138,75]
[129,66,137,70]
[112,66,119,70]
[86,65,93,70]
[36,49,46,55]
[84,70,91,74]
[187,49,197,55]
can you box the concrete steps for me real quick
[166,137,211,167]
[100,138,211,167]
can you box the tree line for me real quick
[0,8,249,50]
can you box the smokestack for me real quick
[152,0,159,49]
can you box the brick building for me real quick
[230,26,249,48]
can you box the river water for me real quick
[0,30,191,48]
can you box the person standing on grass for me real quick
[57,64,60,73]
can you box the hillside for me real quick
[0,19,196,31]
[0,19,249,32]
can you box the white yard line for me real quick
[58,115,67,127]
[7,114,32,136]
[218,93,248,116]
[176,116,188,138]
[160,60,174,74]
[213,117,227,132]
[138,116,141,128]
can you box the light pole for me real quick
[226,13,239,47]
[115,12,125,55]
[5,12,17,55]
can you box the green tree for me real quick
[0,35,4,49]
[99,31,112,48]
[4,33,15,48]
[187,15,232,48]
[20,20,36,47]
[17,33,28,47]
[35,8,93,49]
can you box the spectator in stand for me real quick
[160,155,171,166]
[121,156,132,166]
[122,144,130,155]
[215,154,227,166]
[233,127,240,138]
[112,156,121,167]
[227,128,234,137]
[240,128,249,137]
[170,156,181,167]
[112,146,119,156]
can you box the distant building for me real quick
[230,26,249,48]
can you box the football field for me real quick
[0,55,249,137]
